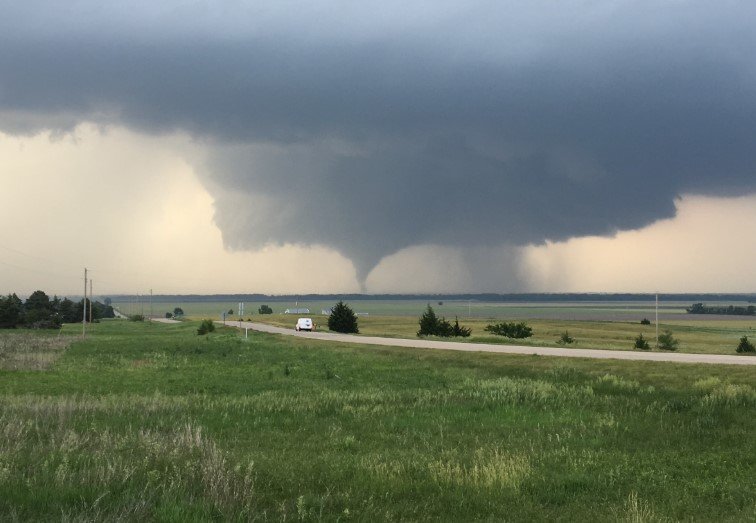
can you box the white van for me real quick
[295,318,314,331]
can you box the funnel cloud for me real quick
[2,2,755,286]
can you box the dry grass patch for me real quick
[0,332,71,370]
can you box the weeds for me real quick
[0,321,754,520]
[0,332,71,370]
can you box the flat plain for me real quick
[117,299,756,355]
[1,320,754,520]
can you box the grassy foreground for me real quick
[1,321,755,521]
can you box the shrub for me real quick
[173,307,184,318]
[736,335,755,353]
[417,306,470,337]
[328,301,359,334]
[658,330,679,351]
[197,319,215,335]
[558,331,575,344]
[26,318,63,329]
[436,317,454,337]
[418,304,441,337]
[258,304,273,315]
[640,318,651,325]
[485,322,533,339]
[165,312,173,319]
[128,314,145,322]
[634,333,650,350]
[452,317,472,337]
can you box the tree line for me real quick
[686,303,756,316]
[0,290,115,329]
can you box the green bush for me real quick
[634,333,650,350]
[640,318,651,325]
[736,335,755,353]
[417,304,440,337]
[485,322,533,339]
[658,330,679,351]
[417,305,470,337]
[558,331,575,345]
[258,305,273,315]
[452,317,471,337]
[197,319,215,335]
[128,314,145,322]
[328,301,359,334]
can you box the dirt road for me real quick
[224,321,756,366]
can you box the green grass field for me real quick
[117,299,756,356]
[1,320,755,520]
[226,313,756,356]
[116,299,704,322]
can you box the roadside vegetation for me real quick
[485,321,534,339]
[1,290,114,329]
[328,301,359,334]
[250,313,756,356]
[0,321,754,520]
[417,305,471,338]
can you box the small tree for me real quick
[658,330,679,351]
[452,317,471,337]
[173,307,184,318]
[634,333,650,350]
[558,331,575,344]
[165,312,173,319]
[0,294,23,328]
[436,317,454,337]
[24,290,55,326]
[258,304,273,314]
[328,301,359,334]
[417,304,440,337]
[197,319,215,335]
[736,335,755,353]
[640,318,651,325]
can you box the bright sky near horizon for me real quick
[2,124,754,297]
[1,2,755,296]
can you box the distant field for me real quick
[114,298,756,322]
[243,314,755,356]
[114,299,756,356]
[1,321,754,520]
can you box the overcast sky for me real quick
[1,1,755,296]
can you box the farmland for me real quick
[120,298,756,356]
[1,320,755,520]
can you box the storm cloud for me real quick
[2,1,755,284]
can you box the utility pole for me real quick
[655,292,659,349]
[82,268,87,337]
[89,279,93,324]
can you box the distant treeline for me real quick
[687,303,756,316]
[0,291,115,329]
[108,293,756,303]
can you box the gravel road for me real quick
[223,320,756,366]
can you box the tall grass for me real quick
[0,331,71,370]
[0,320,754,520]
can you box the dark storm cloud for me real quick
[2,1,755,282]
